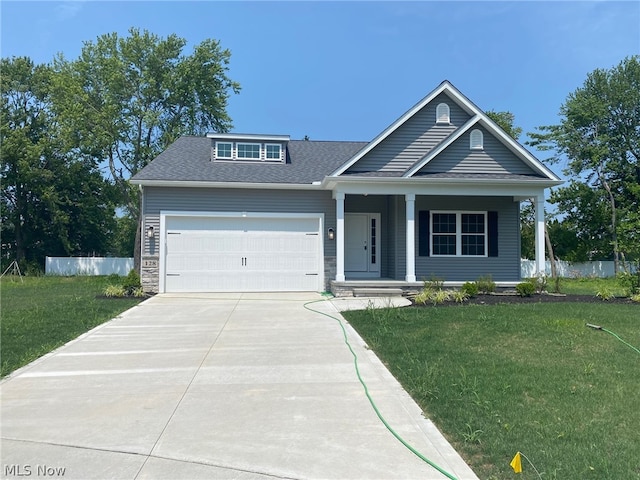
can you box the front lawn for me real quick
[343,302,640,479]
[1,276,144,377]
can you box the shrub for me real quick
[103,285,126,298]
[451,290,469,303]
[617,269,640,297]
[475,275,496,294]
[533,273,549,294]
[414,288,453,306]
[122,269,141,295]
[424,275,444,291]
[631,294,640,303]
[131,287,146,298]
[414,289,432,305]
[515,281,536,297]
[596,287,615,301]
[461,281,478,297]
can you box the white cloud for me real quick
[55,1,84,21]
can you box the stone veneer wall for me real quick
[141,256,159,293]
[324,256,336,292]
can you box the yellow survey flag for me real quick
[510,452,522,473]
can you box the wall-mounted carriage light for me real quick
[328,228,335,241]
[146,226,155,239]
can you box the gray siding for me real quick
[347,93,471,174]
[413,196,521,282]
[142,187,335,257]
[419,125,538,175]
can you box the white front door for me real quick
[345,213,380,277]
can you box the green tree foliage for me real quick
[1,57,117,270]
[49,28,241,269]
[108,215,137,257]
[485,110,523,140]
[485,110,552,262]
[529,56,640,264]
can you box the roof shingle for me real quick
[131,137,368,184]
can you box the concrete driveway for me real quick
[1,293,478,480]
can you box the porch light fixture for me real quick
[328,228,335,241]
[146,226,154,239]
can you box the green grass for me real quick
[1,276,144,377]
[556,276,627,296]
[344,302,640,479]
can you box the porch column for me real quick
[534,194,546,276]
[405,193,416,282]
[335,192,345,282]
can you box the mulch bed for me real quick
[411,293,638,307]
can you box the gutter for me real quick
[130,179,326,190]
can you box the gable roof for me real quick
[330,80,560,182]
[131,137,367,186]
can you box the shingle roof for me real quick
[131,137,368,184]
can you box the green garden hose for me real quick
[304,298,459,480]
[586,324,640,355]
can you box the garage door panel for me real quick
[163,216,322,292]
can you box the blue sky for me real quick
[2,1,639,176]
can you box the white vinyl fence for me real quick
[521,260,636,278]
[45,257,632,278]
[45,257,134,276]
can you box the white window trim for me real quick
[470,129,484,150]
[215,141,233,159]
[236,142,262,160]
[436,102,450,124]
[265,143,282,161]
[430,211,487,257]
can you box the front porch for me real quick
[328,188,548,295]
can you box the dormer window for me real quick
[209,133,289,163]
[266,144,281,160]
[470,129,484,150]
[216,142,232,159]
[436,103,450,124]
[237,143,260,159]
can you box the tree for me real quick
[529,56,640,268]
[486,110,523,141]
[50,28,241,270]
[1,57,117,270]
[486,110,558,275]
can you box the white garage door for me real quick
[163,215,322,292]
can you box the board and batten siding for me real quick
[419,125,538,175]
[412,196,521,282]
[142,186,335,254]
[347,93,472,174]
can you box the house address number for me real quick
[142,259,158,268]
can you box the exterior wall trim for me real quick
[132,180,323,190]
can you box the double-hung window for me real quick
[216,142,232,159]
[237,143,261,160]
[431,212,487,257]
[265,144,281,160]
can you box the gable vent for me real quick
[436,103,450,124]
[470,129,484,150]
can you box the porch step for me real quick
[352,288,404,297]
